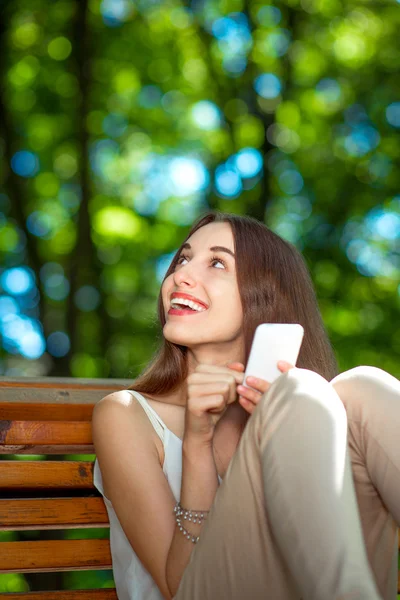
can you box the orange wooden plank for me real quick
[0,421,92,445]
[0,402,94,421]
[0,591,117,600]
[0,539,111,572]
[0,444,94,455]
[0,377,132,405]
[0,378,130,390]
[0,497,109,530]
[0,461,95,489]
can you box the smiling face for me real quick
[161,221,245,366]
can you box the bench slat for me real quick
[0,378,131,405]
[0,402,94,421]
[0,421,92,445]
[0,377,131,389]
[0,539,112,573]
[0,498,108,530]
[0,444,94,455]
[0,461,95,489]
[0,591,117,600]
[0,391,111,404]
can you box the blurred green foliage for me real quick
[0,0,399,590]
[1,0,400,380]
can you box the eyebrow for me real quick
[181,242,235,259]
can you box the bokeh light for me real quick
[74,286,101,312]
[263,30,291,58]
[47,331,70,357]
[102,113,128,137]
[1,267,35,295]
[278,170,304,195]
[26,211,53,238]
[215,164,242,197]
[47,37,72,61]
[138,85,162,109]
[44,274,70,301]
[234,148,263,178]
[254,73,282,99]
[2,314,45,359]
[343,125,380,157]
[11,151,39,177]
[211,13,252,76]
[257,5,281,25]
[101,0,134,26]
[93,207,142,239]
[156,251,176,283]
[169,157,209,196]
[386,102,400,128]
[0,296,19,318]
[191,101,222,130]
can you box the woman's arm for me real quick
[165,436,219,597]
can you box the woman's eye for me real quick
[210,257,226,269]
[176,255,226,269]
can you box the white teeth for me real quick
[171,298,206,312]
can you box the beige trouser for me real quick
[174,367,400,600]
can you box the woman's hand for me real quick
[234,361,295,415]
[184,362,245,445]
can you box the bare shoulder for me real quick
[94,389,141,413]
[93,388,159,427]
[91,389,176,600]
[92,390,164,482]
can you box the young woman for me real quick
[92,211,399,600]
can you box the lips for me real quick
[170,292,209,309]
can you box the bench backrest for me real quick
[1,377,399,596]
[0,376,131,598]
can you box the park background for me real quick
[0,0,399,594]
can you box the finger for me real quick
[277,361,294,371]
[238,395,256,415]
[188,394,226,415]
[188,381,238,406]
[236,384,262,405]
[226,362,245,371]
[194,364,244,384]
[188,381,231,396]
[189,373,237,387]
[243,375,270,393]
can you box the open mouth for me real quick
[168,302,207,314]
[173,303,197,311]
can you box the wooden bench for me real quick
[0,377,399,598]
[0,376,132,599]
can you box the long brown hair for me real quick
[130,211,338,396]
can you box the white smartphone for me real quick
[243,323,304,389]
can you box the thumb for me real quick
[227,362,245,371]
[277,360,294,371]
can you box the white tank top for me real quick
[93,389,222,600]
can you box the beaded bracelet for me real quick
[173,502,210,544]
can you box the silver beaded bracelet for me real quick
[173,501,210,544]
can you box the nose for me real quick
[173,262,196,287]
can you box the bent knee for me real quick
[258,366,338,413]
[255,367,347,433]
[284,366,330,388]
[330,365,392,416]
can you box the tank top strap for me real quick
[126,390,165,443]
